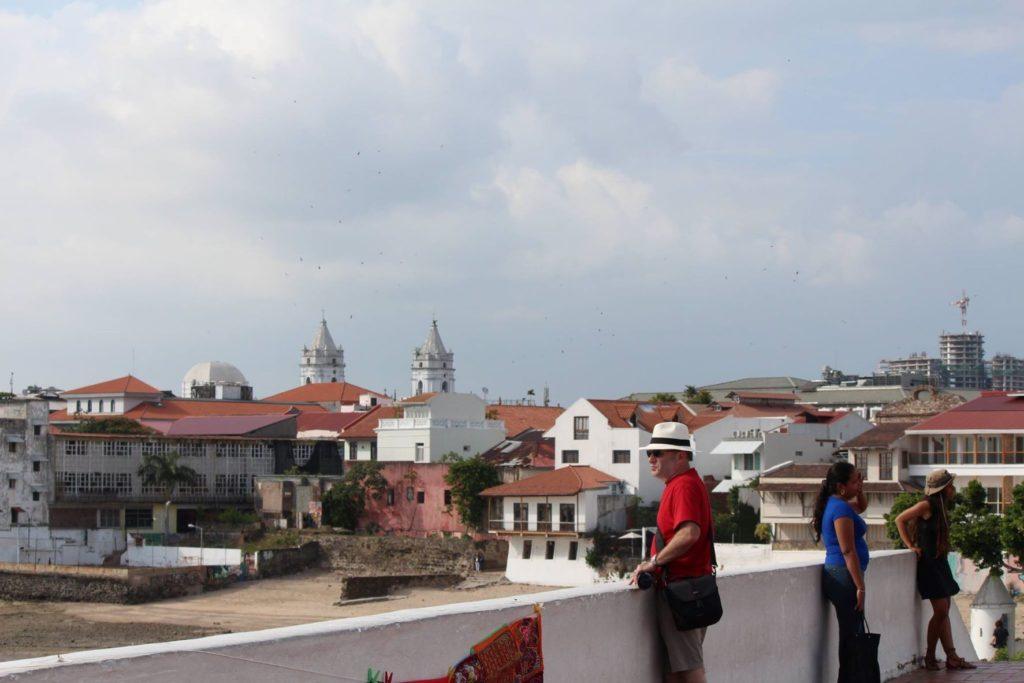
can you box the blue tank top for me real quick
[822,496,869,570]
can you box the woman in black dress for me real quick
[895,469,976,671]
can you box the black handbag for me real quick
[842,615,881,683]
[654,527,723,631]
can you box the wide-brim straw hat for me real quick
[639,422,694,453]
[925,469,956,496]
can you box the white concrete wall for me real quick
[693,414,788,479]
[0,528,124,565]
[0,551,976,682]
[121,545,242,567]
[505,536,597,585]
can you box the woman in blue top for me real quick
[812,461,868,683]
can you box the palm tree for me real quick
[137,450,198,538]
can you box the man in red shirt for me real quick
[632,422,713,683]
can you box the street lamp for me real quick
[188,523,204,563]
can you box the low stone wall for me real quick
[253,541,321,578]
[0,563,204,604]
[314,534,506,575]
[339,573,463,600]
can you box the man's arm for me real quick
[630,522,700,583]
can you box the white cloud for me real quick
[860,20,1024,54]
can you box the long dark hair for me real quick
[812,461,856,543]
[926,492,951,556]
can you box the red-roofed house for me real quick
[61,375,163,417]
[376,393,505,463]
[480,465,628,585]
[261,381,391,412]
[486,405,564,438]
[906,391,1024,512]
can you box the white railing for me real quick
[377,418,505,431]
[0,551,976,682]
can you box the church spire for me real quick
[411,319,454,395]
[301,315,344,385]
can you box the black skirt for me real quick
[917,555,960,600]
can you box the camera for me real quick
[636,571,655,590]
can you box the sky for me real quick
[2,1,1023,405]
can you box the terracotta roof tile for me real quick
[487,405,564,436]
[480,429,555,469]
[400,392,439,404]
[479,465,619,497]
[762,463,832,479]
[165,414,294,436]
[63,375,162,396]
[908,393,1024,432]
[339,405,403,439]
[296,412,369,434]
[50,399,325,425]
[262,382,387,404]
[842,422,916,449]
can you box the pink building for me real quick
[360,462,469,536]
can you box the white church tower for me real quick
[300,316,345,384]
[411,319,454,396]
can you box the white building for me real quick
[544,399,690,504]
[301,317,345,385]
[62,374,164,417]
[708,409,873,507]
[411,320,454,396]
[181,361,252,400]
[375,393,504,462]
[0,397,51,530]
[480,465,628,586]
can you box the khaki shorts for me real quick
[656,592,707,673]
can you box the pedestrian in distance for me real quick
[812,461,870,682]
[894,469,976,671]
[631,422,718,683]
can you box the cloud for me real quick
[860,20,1024,54]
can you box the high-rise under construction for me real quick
[939,331,988,390]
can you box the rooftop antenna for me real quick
[951,290,970,330]
[321,307,326,322]
[9,372,13,395]
[482,387,489,403]
[543,385,550,407]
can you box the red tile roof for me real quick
[762,463,832,479]
[586,400,687,431]
[727,391,799,402]
[842,422,916,449]
[480,429,555,469]
[400,392,439,404]
[165,414,294,436]
[296,412,368,434]
[479,465,619,497]
[588,399,641,428]
[908,393,1024,432]
[63,375,162,396]
[262,382,388,404]
[50,398,325,424]
[339,405,403,439]
[758,481,920,494]
[488,405,564,436]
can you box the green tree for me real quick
[695,390,714,404]
[443,453,501,530]
[1000,483,1024,566]
[884,491,924,549]
[137,450,198,537]
[67,417,154,434]
[754,523,773,543]
[950,481,1005,575]
[715,487,759,543]
[683,386,698,400]
[321,462,388,530]
[650,393,678,403]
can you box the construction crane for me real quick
[951,290,970,330]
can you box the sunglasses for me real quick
[647,450,668,458]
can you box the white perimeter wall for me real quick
[505,536,598,586]
[0,528,123,565]
[121,546,242,567]
[0,551,976,683]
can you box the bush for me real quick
[66,417,154,434]
[585,529,618,570]
[217,508,258,526]
[443,454,501,530]
[754,523,773,543]
[884,492,924,549]
[321,462,387,529]
[715,487,759,543]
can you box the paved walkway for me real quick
[889,660,1024,682]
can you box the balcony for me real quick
[487,519,584,535]
[376,418,504,430]
[0,551,980,682]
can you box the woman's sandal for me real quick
[922,656,941,671]
[946,653,977,670]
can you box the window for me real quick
[386,489,395,506]
[406,486,414,502]
[444,490,452,506]
[415,443,425,462]
[32,491,40,501]
[574,416,589,440]
[854,453,868,480]
[7,443,14,454]
[293,442,314,464]
[561,450,579,464]
[349,442,358,461]
[513,502,528,531]
[522,540,532,559]
[739,452,760,471]
[10,509,18,524]
[879,451,893,480]
[536,503,552,531]
[986,487,1004,514]
[104,441,132,457]
[32,461,40,472]
[612,450,630,464]
[125,508,154,528]
[559,503,575,531]
[110,400,117,412]
[214,474,248,497]
[416,491,425,504]
[99,400,105,412]
[7,479,14,489]
[33,425,41,436]
[569,541,579,561]
[794,451,803,457]
[98,509,120,528]
[545,540,555,560]
[75,400,81,413]
[371,442,378,461]
[900,450,909,469]
[87,399,92,412]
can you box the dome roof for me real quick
[182,361,249,388]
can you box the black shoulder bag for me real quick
[654,526,723,631]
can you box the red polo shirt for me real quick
[652,467,713,579]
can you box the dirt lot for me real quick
[0,570,559,662]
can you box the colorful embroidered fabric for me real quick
[405,608,543,683]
